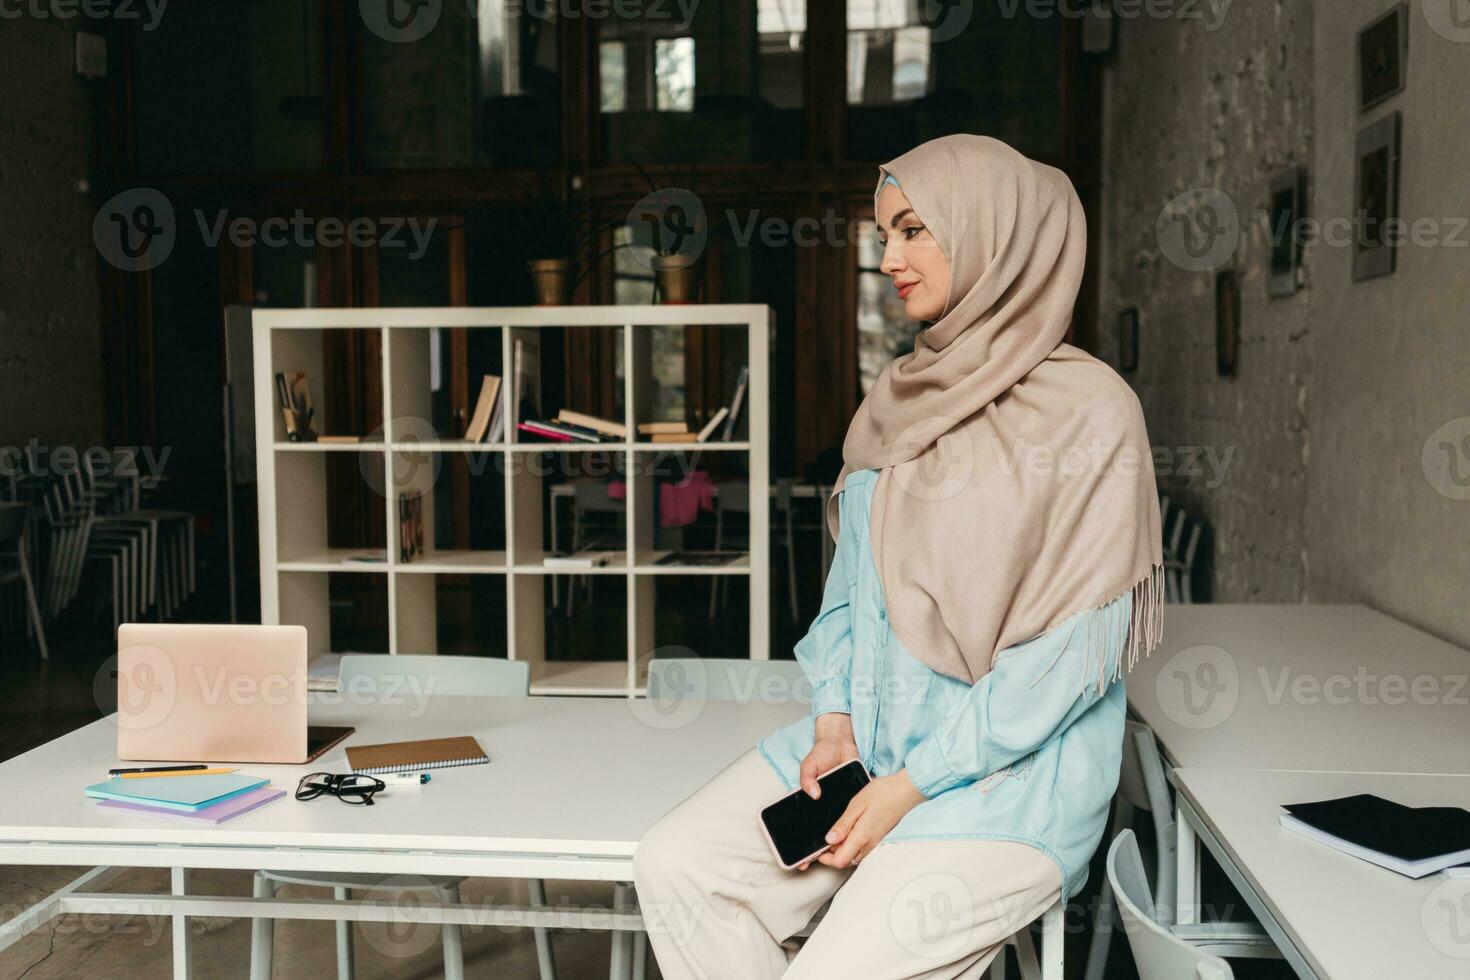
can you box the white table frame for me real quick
[0,695,809,979]
[1170,782,1319,979]
[1129,604,1470,980]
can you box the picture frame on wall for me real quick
[1267,167,1308,298]
[1357,4,1408,112]
[1118,307,1139,373]
[1353,112,1402,282]
[1215,269,1240,377]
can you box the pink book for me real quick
[98,786,285,824]
[517,421,573,442]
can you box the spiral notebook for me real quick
[346,736,489,775]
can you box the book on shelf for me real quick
[463,375,502,443]
[557,409,626,439]
[306,653,343,692]
[649,431,696,443]
[696,407,730,443]
[317,435,364,444]
[653,550,743,567]
[542,546,620,569]
[518,419,615,443]
[721,365,749,441]
[397,493,424,563]
[638,421,690,435]
[517,421,573,443]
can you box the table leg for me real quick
[0,866,120,954]
[610,882,632,980]
[1175,803,1199,926]
[171,867,192,980]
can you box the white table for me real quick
[1173,768,1470,980]
[1126,604,1470,978]
[0,693,805,978]
[1129,603,1470,774]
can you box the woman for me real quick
[633,134,1163,979]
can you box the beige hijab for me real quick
[828,135,1163,689]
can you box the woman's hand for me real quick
[816,769,926,870]
[793,713,860,871]
[799,712,859,798]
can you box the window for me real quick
[129,0,323,175]
[598,1,806,163]
[358,0,561,169]
[845,0,1063,162]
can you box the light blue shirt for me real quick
[757,467,1129,899]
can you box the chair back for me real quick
[338,654,530,698]
[646,657,808,705]
[1109,830,1233,980]
[1117,719,1154,811]
[0,503,27,547]
[572,478,626,515]
[715,481,750,514]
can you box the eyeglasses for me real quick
[295,772,387,806]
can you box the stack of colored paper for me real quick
[85,774,284,824]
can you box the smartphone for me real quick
[758,759,871,870]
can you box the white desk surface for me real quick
[1175,767,1470,980]
[1129,604,1470,774]
[0,694,805,873]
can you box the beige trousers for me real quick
[632,748,1062,980]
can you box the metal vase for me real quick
[527,258,574,306]
[652,254,701,304]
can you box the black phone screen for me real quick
[760,760,871,867]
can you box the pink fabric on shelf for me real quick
[606,479,627,500]
[660,470,716,527]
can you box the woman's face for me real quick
[876,183,951,322]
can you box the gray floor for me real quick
[0,865,655,979]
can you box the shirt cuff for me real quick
[809,675,851,716]
[903,734,967,798]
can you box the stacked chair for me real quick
[6,445,196,635]
[1158,493,1208,604]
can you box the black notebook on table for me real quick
[1280,794,1470,878]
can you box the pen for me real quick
[380,772,431,791]
[119,768,238,779]
[108,764,207,777]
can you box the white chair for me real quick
[566,478,625,614]
[250,655,557,980]
[707,480,801,623]
[1164,517,1203,604]
[1084,723,1275,979]
[1109,830,1234,979]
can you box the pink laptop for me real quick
[115,623,353,764]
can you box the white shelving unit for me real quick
[254,305,771,696]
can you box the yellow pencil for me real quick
[119,768,238,779]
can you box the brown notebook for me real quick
[346,736,489,775]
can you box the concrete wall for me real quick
[0,18,104,449]
[1306,0,1470,645]
[1100,0,1470,647]
[1099,0,1316,603]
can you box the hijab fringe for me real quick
[1076,562,1166,697]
